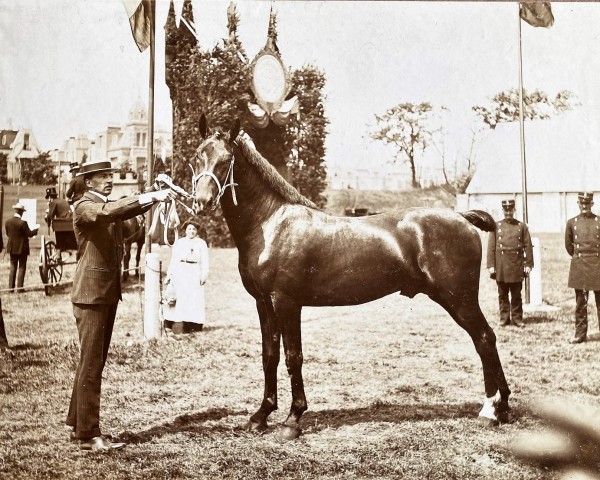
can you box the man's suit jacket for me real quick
[71,192,152,305]
[5,216,37,255]
[46,198,71,226]
[66,177,86,204]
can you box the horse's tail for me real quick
[460,210,495,232]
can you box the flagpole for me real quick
[145,0,156,255]
[518,4,530,303]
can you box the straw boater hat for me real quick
[76,160,117,177]
[69,162,80,172]
[12,202,26,211]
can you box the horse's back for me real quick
[242,205,482,306]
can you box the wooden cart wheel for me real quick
[38,238,63,295]
[45,241,63,285]
[38,236,50,295]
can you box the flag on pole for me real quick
[520,2,554,28]
[123,0,151,52]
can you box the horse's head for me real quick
[193,114,240,212]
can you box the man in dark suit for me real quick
[66,162,86,205]
[565,192,600,344]
[65,159,173,452]
[5,202,38,292]
[487,199,534,327]
[44,187,71,228]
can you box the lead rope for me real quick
[147,197,180,247]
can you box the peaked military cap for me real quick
[578,192,594,203]
[501,199,516,209]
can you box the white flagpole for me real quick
[518,4,530,303]
[145,0,156,255]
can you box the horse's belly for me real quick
[289,262,406,307]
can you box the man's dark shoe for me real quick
[513,320,525,328]
[79,435,125,452]
[72,431,114,442]
[499,321,510,327]
[569,337,587,344]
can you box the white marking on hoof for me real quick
[478,390,501,424]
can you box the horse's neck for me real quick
[219,152,284,241]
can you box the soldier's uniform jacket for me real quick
[565,213,600,290]
[487,218,534,283]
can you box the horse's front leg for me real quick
[244,298,280,433]
[135,241,143,277]
[122,245,131,281]
[273,295,306,442]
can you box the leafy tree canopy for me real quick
[472,88,577,129]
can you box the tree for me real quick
[472,88,577,129]
[370,102,441,188]
[165,3,329,246]
[20,151,57,185]
[287,66,328,207]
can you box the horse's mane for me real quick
[235,136,318,209]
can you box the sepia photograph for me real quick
[1,1,599,478]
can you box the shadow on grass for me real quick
[119,401,531,443]
[300,401,483,433]
[523,315,560,325]
[120,407,248,444]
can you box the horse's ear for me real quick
[229,119,240,144]
[199,114,208,139]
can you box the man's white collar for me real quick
[89,191,108,202]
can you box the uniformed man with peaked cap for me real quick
[487,199,534,327]
[565,192,600,344]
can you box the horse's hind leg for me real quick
[434,293,511,425]
[244,298,280,433]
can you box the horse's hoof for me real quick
[242,419,267,433]
[274,424,302,442]
[477,415,499,428]
[496,408,511,424]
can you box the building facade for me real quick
[1,128,42,184]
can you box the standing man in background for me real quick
[45,187,71,228]
[5,202,38,292]
[487,199,534,327]
[565,192,600,344]
[66,162,86,205]
[65,159,173,452]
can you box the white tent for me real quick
[457,112,600,232]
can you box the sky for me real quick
[2,1,600,174]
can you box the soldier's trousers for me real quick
[497,281,523,325]
[574,290,600,340]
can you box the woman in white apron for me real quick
[163,220,209,333]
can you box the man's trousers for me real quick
[66,303,118,440]
[496,281,523,325]
[8,253,27,291]
[574,289,600,341]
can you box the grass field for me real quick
[0,232,598,479]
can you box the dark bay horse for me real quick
[192,114,510,441]
[122,215,144,281]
